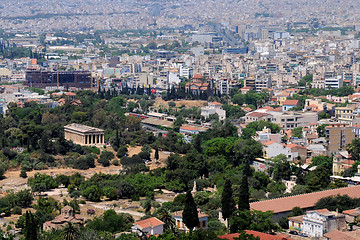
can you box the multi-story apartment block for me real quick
[325,75,343,89]
[325,123,355,154]
[334,106,355,126]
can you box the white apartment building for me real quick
[255,77,272,92]
[325,76,343,89]
[302,209,345,238]
[132,217,164,236]
[201,102,226,121]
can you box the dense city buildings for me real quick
[24,70,92,89]
[3,0,360,239]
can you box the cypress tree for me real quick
[221,179,236,221]
[238,175,250,211]
[155,148,159,161]
[182,191,199,232]
[24,211,38,240]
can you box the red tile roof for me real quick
[283,100,300,106]
[247,112,269,118]
[263,141,276,146]
[180,126,198,131]
[250,186,360,214]
[273,107,283,112]
[323,229,357,240]
[286,143,306,149]
[343,208,360,216]
[134,217,164,229]
[211,101,222,105]
[219,230,293,240]
[192,74,203,79]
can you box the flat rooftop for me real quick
[64,123,104,133]
[141,118,173,128]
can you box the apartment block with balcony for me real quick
[325,123,355,154]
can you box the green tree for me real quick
[28,173,58,193]
[81,185,103,202]
[221,179,236,221]
[182,191,199,232]
[315,194,360,212]
[24,211,39,240]
[238,175,250,211]
[86,209,133,233]
[291,207,303,216]
[270,154,291,181]
[291,127,303,139]
[347,138,360,161]
[317,124,329,137]
[230,210,279,234]
[155,148,159,161]
[157,208,175,233]
[99,151,114,167]
[20,169,27,178]
[62,222,80,240]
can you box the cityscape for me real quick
[1,0,360,239]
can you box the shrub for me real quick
[81,186,103,202]
[98,151,114,167]
[104,187,118,200]
[112,159,120,166]
[73,154,95,170]
[20,169,27,178]
[121,155,143,166]
[12,206,22,215]
[117,146,128,158]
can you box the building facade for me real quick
[173,211,208,232]
[25,70,91,89]
[325,123,355,154]
[64,123,105,146]
[132,217,164,236]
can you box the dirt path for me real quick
[154,98,207,108]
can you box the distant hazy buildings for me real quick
[24,70,91,89]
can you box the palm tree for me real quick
[158,209,176,233]
[62,222,80,240]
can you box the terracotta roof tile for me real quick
[287,143,306,149]
[250,186,360,214]
[134,217,164,229]
[219,230,293,240]
[323,229,357,240]
[263,141,276,146]
[283,100,300,106]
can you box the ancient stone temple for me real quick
[64,123,105,146]
[43,206,84,231]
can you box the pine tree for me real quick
[182,191,199,232]
[221,179,236,221]
[238,175,250,211]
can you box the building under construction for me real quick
[24,70,92,89]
